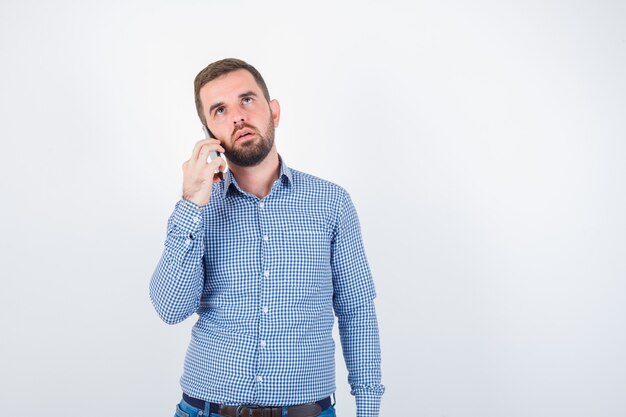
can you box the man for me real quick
[150,58,384,417]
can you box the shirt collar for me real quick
[224,154,293,196]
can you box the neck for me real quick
[228,147,280,199]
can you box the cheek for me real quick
[208,124,232,141]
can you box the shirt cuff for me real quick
[353,385,385,417]
[169,198,204,236]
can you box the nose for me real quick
[231,107,247,127]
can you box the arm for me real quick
[150,138,226,324]
[149,198,205,325]
[331,192,385,417]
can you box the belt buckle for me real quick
[236,403,262,417]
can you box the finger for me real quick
[217,156,227,172]
[198,145,211,163]
[198,143,226,162]
[212,158,228,182]
[182,159,195,174]
[191,139,221,161]
[192,139,220,160]
[206,155,227,173]
[197,164,219,184]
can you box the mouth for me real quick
[235,128,256,142]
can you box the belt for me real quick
[182,393,332,417]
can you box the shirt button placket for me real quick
[257,199,268,394]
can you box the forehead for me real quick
[199,69,261,103]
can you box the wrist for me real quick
[182,193,208,207]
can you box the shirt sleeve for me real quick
[331,191,385,417]
[149,198,206,325]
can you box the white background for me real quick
[1,1,625,416]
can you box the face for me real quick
[199,69,280,167]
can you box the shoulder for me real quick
[287,168,353,230]
[287,168,359,226]
[289,168,349,200]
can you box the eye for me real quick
[214,107,225,116]
[242,97,253,105]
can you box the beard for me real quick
[222,115,275,167]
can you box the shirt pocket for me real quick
[278,222,332,294]
[205,221,260,292]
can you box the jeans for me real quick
[174,398,337,417]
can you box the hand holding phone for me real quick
[181,128,226,206]
[202,125,224,181]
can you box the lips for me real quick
[235,128,256,141]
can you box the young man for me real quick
[150,58,384,417]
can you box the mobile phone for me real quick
[202,125,224,180]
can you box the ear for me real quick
[269,99,281,128]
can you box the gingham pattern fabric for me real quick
[150,160,384,417]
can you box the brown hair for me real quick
[194,58,271,126]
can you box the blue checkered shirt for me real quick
[150,160,384,417]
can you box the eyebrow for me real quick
[208,101,224,115]
[208,91,259,115]
[239,91,257,99]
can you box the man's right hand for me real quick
[182,138,227,207]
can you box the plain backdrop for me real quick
[1,1,625,416]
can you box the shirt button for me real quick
[193,216,200,223]
[260,340,267,348]
[258,202,264,208]
[184,239,191,246]
[256,375,263,383]
[263,270,270,277]
[261,306,269,314]
[263,235,269,241]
